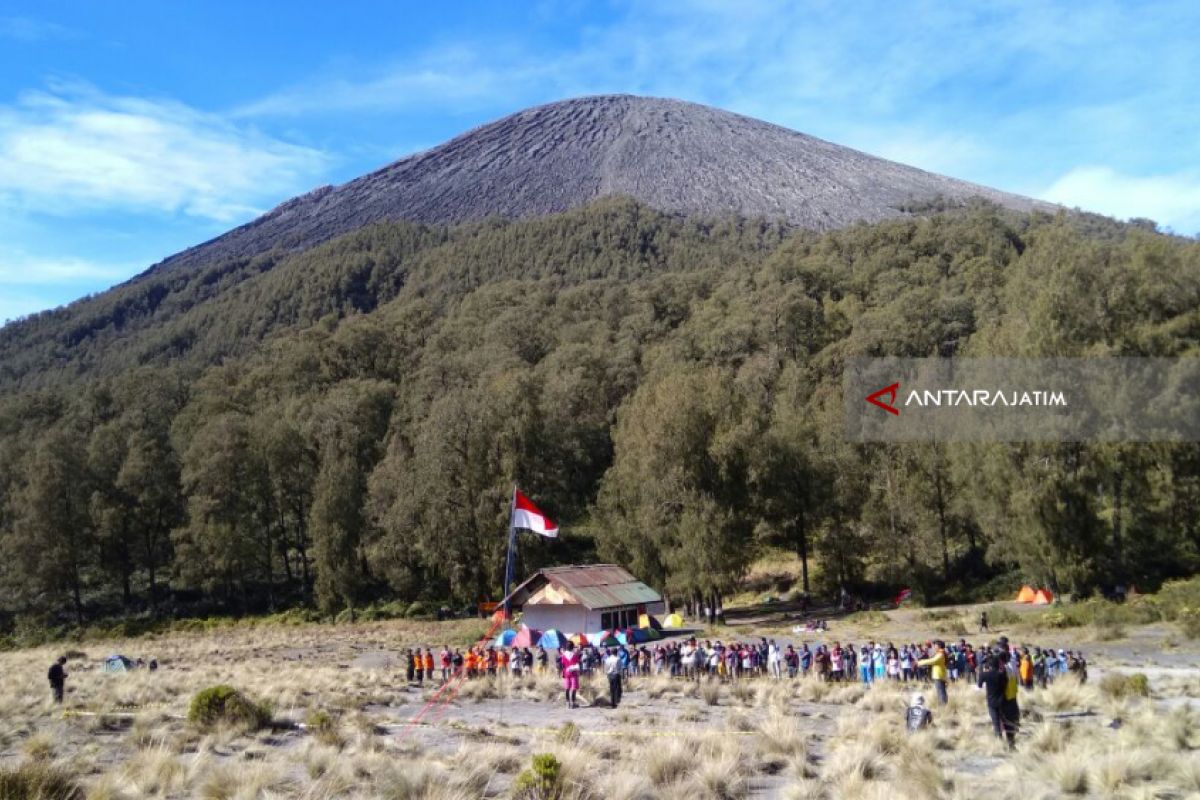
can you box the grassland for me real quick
[0,605,1197,799]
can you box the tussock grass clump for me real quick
[646,740,694,787]
[699,679,722,707]
[0,761,83,800]
[1041,751,1090,795]
[758,710,810,760]
[21,733,54,762]
[556,721,580,745]
[1099,671,1150,699]
[729,682,756,706]
[186,685,271,731]
[304,708,342,747]
[1037,677,1094,712]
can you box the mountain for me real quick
[156,94,1048,273]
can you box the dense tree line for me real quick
[0,198,1198,629]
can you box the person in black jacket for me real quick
[48,656,68,704]
[977,654,1009,746]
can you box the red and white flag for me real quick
[511,490,558,538]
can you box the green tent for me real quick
[103,655,134,673]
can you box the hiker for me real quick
[978,654,1013,748]
[1069,651,1088,684]
[1001,648,1022,747]
[48,656,68,704]
[561,642,581,709]
[1019,648,1033,689]
[905,693,933,732]
[604,647,623,708]
[980,611,989,633]
[917,640,948,705]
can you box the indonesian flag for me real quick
[511,490,558,538]
[894,587,913,606]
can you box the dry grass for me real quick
[0,615,1196,799]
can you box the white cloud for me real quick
[0,248,131,285]
[0,83,329,222]
[1040,166,1200,234]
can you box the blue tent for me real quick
[495,629,518,647]
[538,629,569,649]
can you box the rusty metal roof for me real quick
[507,564,661,610]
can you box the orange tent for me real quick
[1015,585,1036,603]
[1032,588,1054,605]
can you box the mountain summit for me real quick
[160,95,1045,272]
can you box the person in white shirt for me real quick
[604,648,623,708]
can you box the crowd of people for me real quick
[403,637,1087,688]
[400,634,1089,747]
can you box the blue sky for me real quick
[1,1,1197,323]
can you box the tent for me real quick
[512,627,541,648]
[625,627,655,644]
[588,630,621,648]
[538,629,569,649]
[103,655,134,673]
[663,613,685,629]
[639,613,663,631]
[1032,588,1054,605]
[495,629,518,647]
[1015,586,1036,603]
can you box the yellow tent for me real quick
[663,613,685,629]
[1015,585,1036,603]
[1032,588,1054,605]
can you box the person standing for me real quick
[561,642,581,709]
[980,611,989,633]
[978,654,1012,748]
[604,648,623,709]
[1002,651,1022,748]
[917,640,948,705]
[48,656,68,704]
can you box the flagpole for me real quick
[502,485,517,622]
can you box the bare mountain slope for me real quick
[156,95,1047,272]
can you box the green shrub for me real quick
[0,762,83,800]
[187,685,271,731]
[1099,672,1150,699]
[511,754,562,800]
[404,601,432,619]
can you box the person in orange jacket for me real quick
[423,648,435,682]
[1018,647,1033,689]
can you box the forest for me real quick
[0,197,1198,635]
